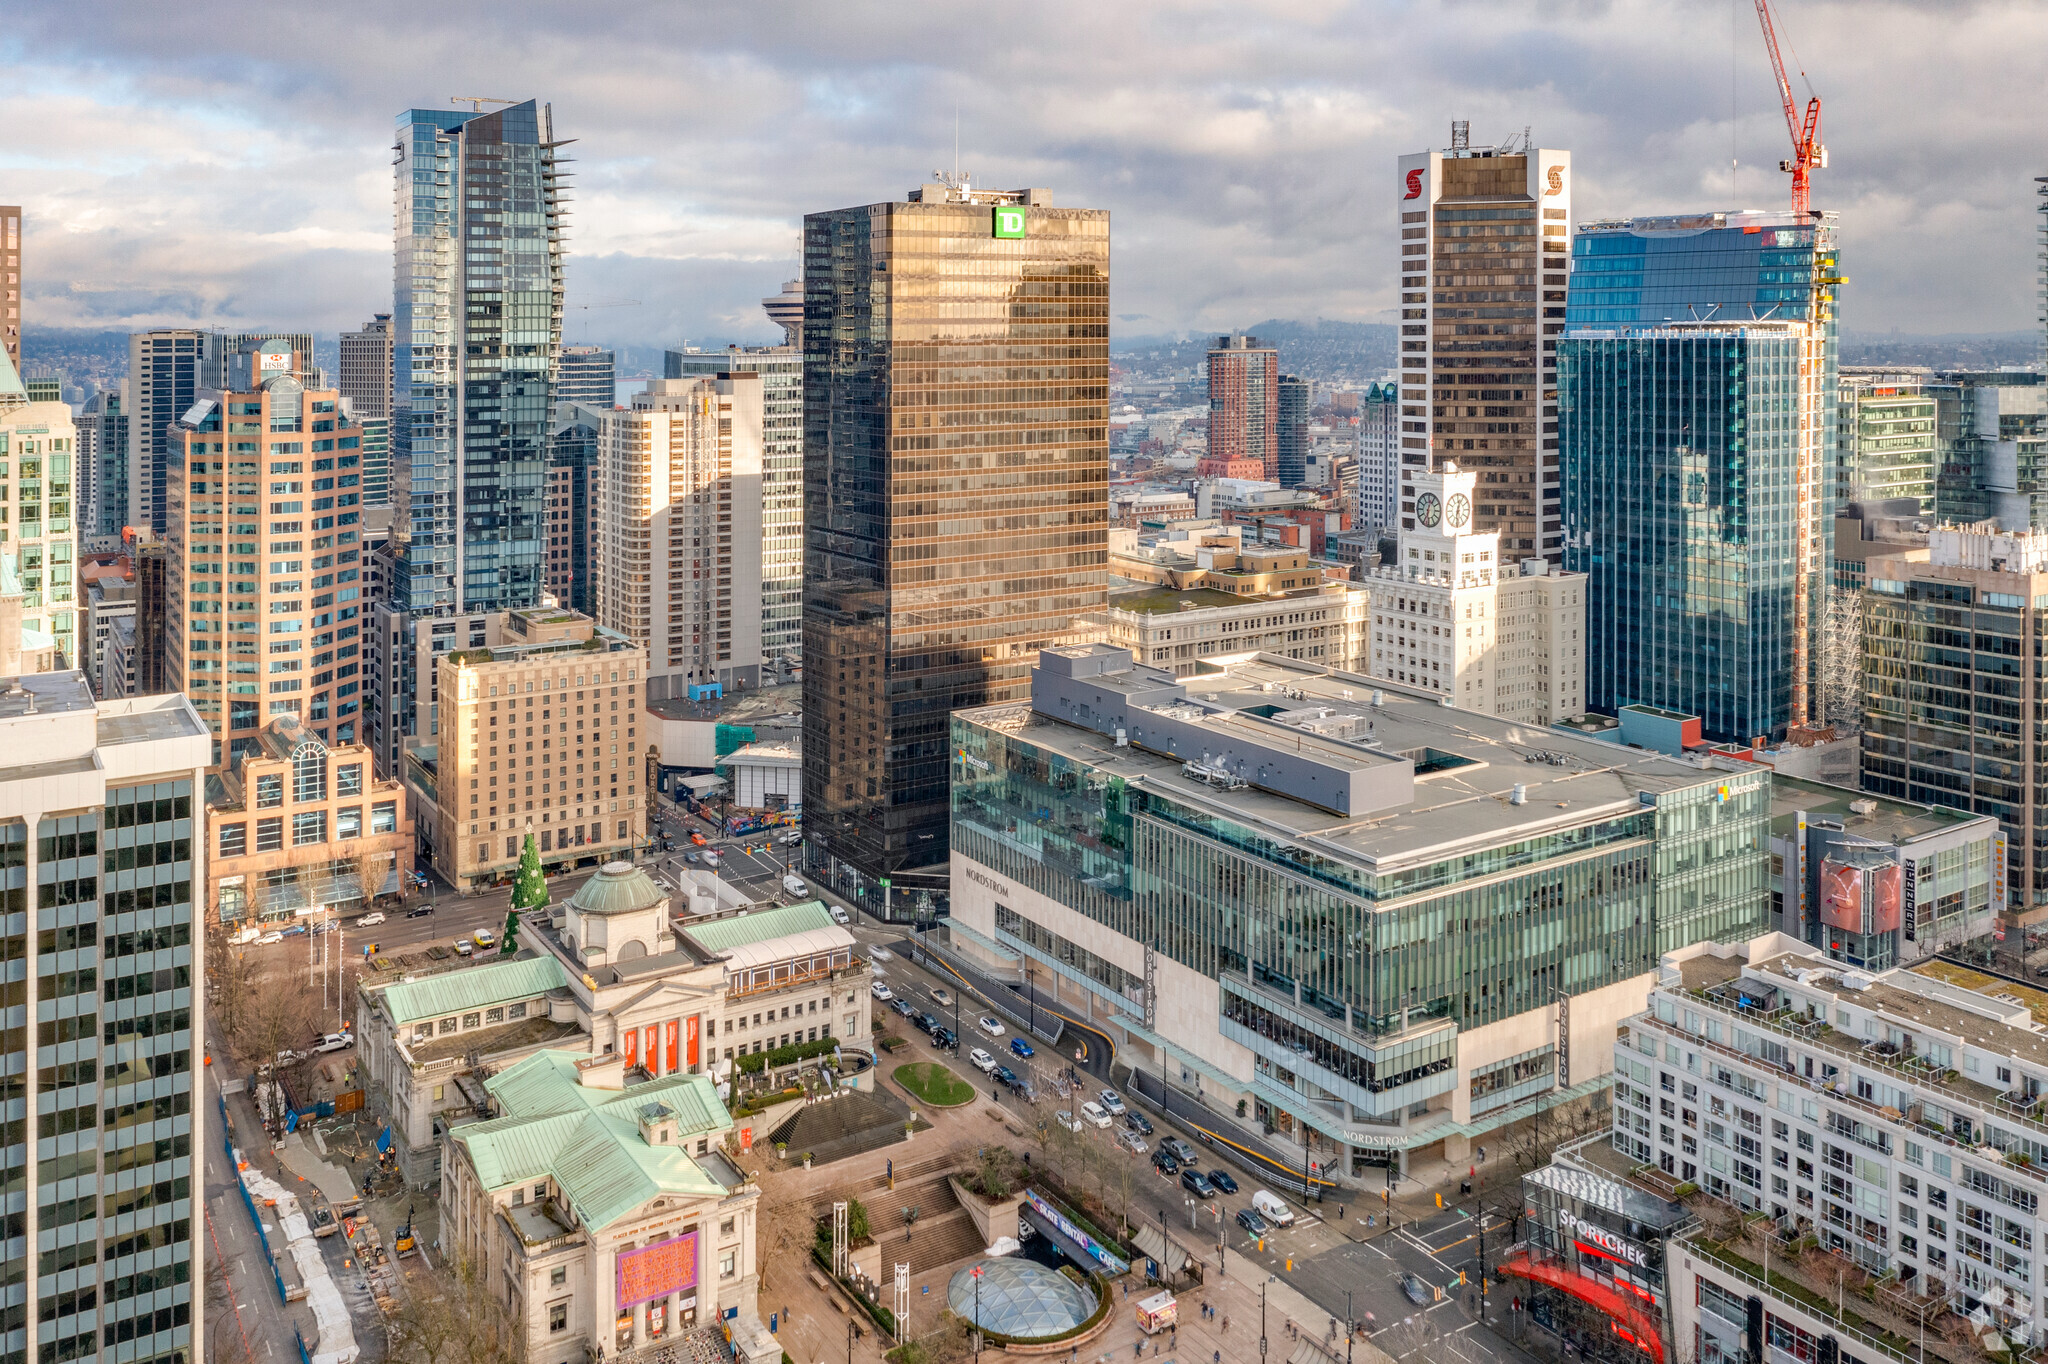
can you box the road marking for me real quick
[1433,1233,1475,1254]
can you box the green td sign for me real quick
[992,206,1027,239]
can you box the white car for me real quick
[977,1015,1005,1038]
[782,874,809,896]
[1054,1110,1084,1133]
[257,931,285,946]
[969,1048,998,1074]
[871,981,893,1002]
[1079,1101,1113,1128]
[313,1032,355,1053]
[829,907,850,925]
[702,850,719,866]
[357,912,386,927]
[454,939,473,958]
[870,946,892,961]
[781,830,803,845]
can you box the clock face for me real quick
[1446,493,1471,529]
[1415,492,1442,527]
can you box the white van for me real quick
[1251,1191,1295,1226]
[783,874,809,896]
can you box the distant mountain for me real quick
[1115,318,1397,384]
[20,326,342,397]
[1839,330,2039,371]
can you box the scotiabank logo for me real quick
[1403,169,1424,200]
[1545,165,1565,196]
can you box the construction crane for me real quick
[450,95,517,113]
[1752,0,1826,216]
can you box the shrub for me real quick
[736,1036,840,1074]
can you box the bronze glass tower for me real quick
[801,184,1109,912]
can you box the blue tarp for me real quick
[376,1125,392,1154]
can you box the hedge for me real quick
[736,1036,840,1074]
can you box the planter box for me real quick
[948,1174,1026,1250]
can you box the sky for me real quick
[3,0,2043,354]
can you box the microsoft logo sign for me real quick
[992,206,1027,239]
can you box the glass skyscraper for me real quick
[390,100,563,616]
[801,184,1109,913]
[1561,210,1843,743]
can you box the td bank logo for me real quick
[992,205,1027,238]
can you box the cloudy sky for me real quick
[3,0,2041,352]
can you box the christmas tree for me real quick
[507,833,547,954]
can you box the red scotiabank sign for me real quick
[1404,169,1424,200]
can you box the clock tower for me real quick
[1402,461,1490,563]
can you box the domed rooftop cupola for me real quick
[561,862,673,968]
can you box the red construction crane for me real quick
[1754,0,1825,216]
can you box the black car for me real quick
[1235,1208,1268,1236]
[1400,1273,1431,1306]
[930,1027,957,1050]
[1151,1149,1180,1176]
[1179,1169,1216,1198]
[993,1065,1019,1087]
[1122,1111,1154,1137]
[916,1012,940,1035]
[1205,1169,1239,1195]
[406,906,434,919]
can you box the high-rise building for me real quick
[1837,369,1935,514]
[544,401,600,616]
[127,329,211,536]
[24,378,59,404]
[0,205,18,369]
[0,371,84,667]
[667,342,803,662]
[1275,372,1310,487]
[165,340,370,762]
[355,415,391,507]
[762,278,803,346]
[0,673,211,1364]
[1355,380,1399,533]
[950,643,1771,1178]
[1929,370,2046,529]
[596,374,765,694]
[406,604,644,889]
[1561,210,1842,743]
[1206,335,1279,480]
[1396,127,1570,557]
[802,181,1109,907]
[1367,461,1585,723]
[339,313,392,420]
[556,344,614,407]
[390,99,564,617]
[1863,521,2048,908]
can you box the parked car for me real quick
[1206,1169,1239,1195]
[890,997,916,1017]
[406,906,434,919]
[454,940,473,957]
[1079,1101,1112,1128]
[1180,1169,1216,1198]
[313,1032,355,1054]
[357,912,386,927]
[969,1048,998,1074]
[1114,1128,1149,1155]
[257,931,285,945]
[1161,1137,1199,1165]
[1151,1149,1180,1176]
[1010,1037,1035,1059]
[1123,1111,1154,1137]
[930,1027,957,1050]
[871,981,893,1001]
[1400,1273,1431,1306]
[1097,1089,1126,1116]
[993,1065,1020,1088]
[473,929,496,949]
[977,1015,1005,1038]
[829,906,850,925]
[916,1012,940,1035]
[279,924,309,939]
[1055,1110,1084,1133]
[1235,1208,1269,1237]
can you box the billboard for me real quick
[1820,860,1863,933]
[618,1230,699,1309]
[1867,863,1902,934]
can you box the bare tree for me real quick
[240,973,325,1078]
[1499,1093,1608,1177]
[385,1252,527,1364]
[204,1248,245,1364]
[205,916,261,1058]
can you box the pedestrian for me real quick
[1215,1352,1222,1364]
[1222,1315,1230,1333]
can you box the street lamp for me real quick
[970,1263,984,1362]
[1261,1276,1271,1364]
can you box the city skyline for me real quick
[1,1,2044,351]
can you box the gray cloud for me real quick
[1,0,2041,349]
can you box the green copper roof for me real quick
[377,954,567,1026]
[453,1049,734,1230]
[681,900,835,954]
[0,344,24,406]
[564,861,664,916]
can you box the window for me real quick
[293,741,327,803]
[218,823,246,857]
[255,817,284,853]
[719,1251,737,1280]
[337,763,363,796]
[337,806,362,840]
[720,1217,736,1236]
[550,1303,567,1333]
[462,1012,480,1029]
[293,811,327,846]
[255,773,283,808]
[371,801,397,835]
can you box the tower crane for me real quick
[1753,0,1826,216]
